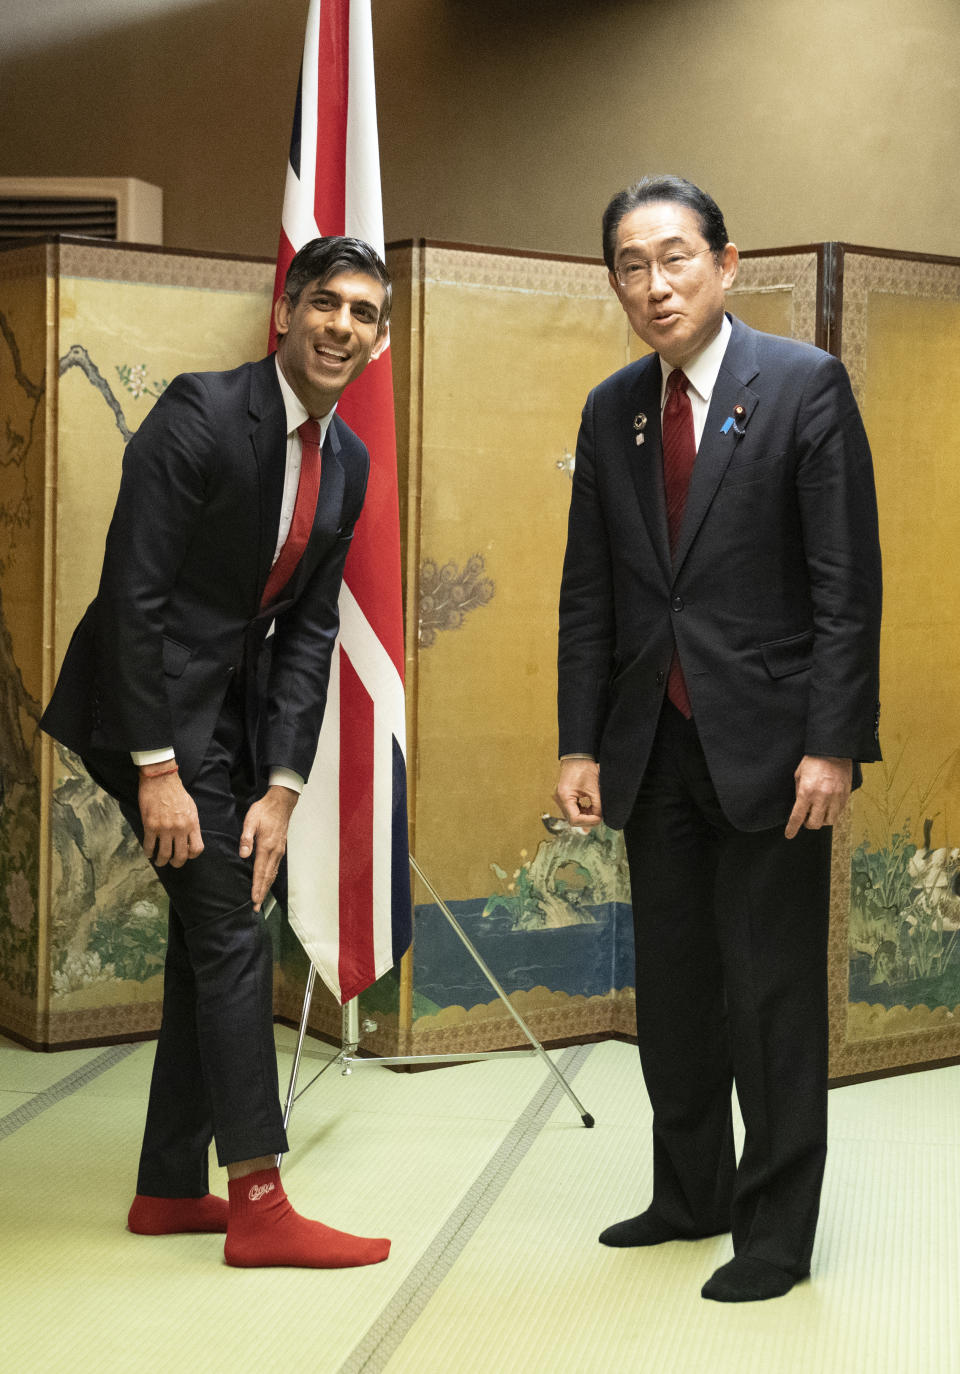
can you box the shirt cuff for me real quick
[268,767,304,794]
[560,753,596,762]
[131,747,176,766]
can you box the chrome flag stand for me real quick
[279,854,594,1145]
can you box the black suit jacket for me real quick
[558,315,882,832]
[42,355,369,786]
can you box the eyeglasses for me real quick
[615,247,713,291]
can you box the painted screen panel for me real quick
[832,249,960,1076]
[0,248,48,1044]
[0,243,274,1046]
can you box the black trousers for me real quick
[622,703,831,1276]
[84,690,288,1196]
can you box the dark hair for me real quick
[283,236,392,330]
[601,176,729,270]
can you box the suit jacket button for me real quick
[656,671,664,685]
[671,596,684,611]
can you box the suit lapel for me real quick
[623,356,671,581]
[672,317,760,575]
[316,415,346,535]
[248,357,289,599]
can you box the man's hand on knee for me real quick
[138,767,204,868]
[240,785,299,912]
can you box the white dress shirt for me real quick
[272,357,335,563]
[658,313,732,450]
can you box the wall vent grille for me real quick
[0,178,162,245]
[0,196,119,240]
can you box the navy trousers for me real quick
[84,690,288,1196]
[622,702,832,1276]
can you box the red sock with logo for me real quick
[128,1193,229,1235]
[224,1168,390,1269]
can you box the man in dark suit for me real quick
[42,236,393,1269]
[555,177,881,1302]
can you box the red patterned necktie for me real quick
[661,369,695,717]
[260,418,323,608]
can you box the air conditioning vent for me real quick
[0,196,119,239]
[0,177,162,245]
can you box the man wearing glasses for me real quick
[555,177,882,1301]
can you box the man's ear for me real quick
[273,293,292,339]
[608,269,627,309]
[720,243,739,290]
[370,323,390,361]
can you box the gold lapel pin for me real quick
[634,413,647,446]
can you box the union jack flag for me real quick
[273,0,411,1003]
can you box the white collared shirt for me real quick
[273,356,335,564]
[658,313,732,451]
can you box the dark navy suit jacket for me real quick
[42,355,369,787]
[558,315,882,831]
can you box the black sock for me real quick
[701,1256,801,1302]
[599,1209,726,1247]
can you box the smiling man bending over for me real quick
[42,237,392,1270]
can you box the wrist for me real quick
[267,766,305,795]
[140,761,179,780]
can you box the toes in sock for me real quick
[224,1168,390,1269]
[128,1193,229,1235]
[599,1209,724,1248]
[701,1256,800,1302]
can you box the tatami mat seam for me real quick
[337,1043,595,1374]
[0,1044,141,1140]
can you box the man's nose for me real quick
[327,304,353,334]
[647,263,671,297]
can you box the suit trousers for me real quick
[83,687,288,1195]
[622,702,831,1276]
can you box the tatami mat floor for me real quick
[2,1027,957,1374]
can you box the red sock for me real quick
[128,1193,229,1235]
[224,1168,390,1269]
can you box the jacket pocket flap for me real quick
[760,631,813,679]
[161,636,193,677]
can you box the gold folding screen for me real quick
[2,236,955,1081]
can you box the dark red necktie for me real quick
[260,418,323,608]
[661,370,695,717]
